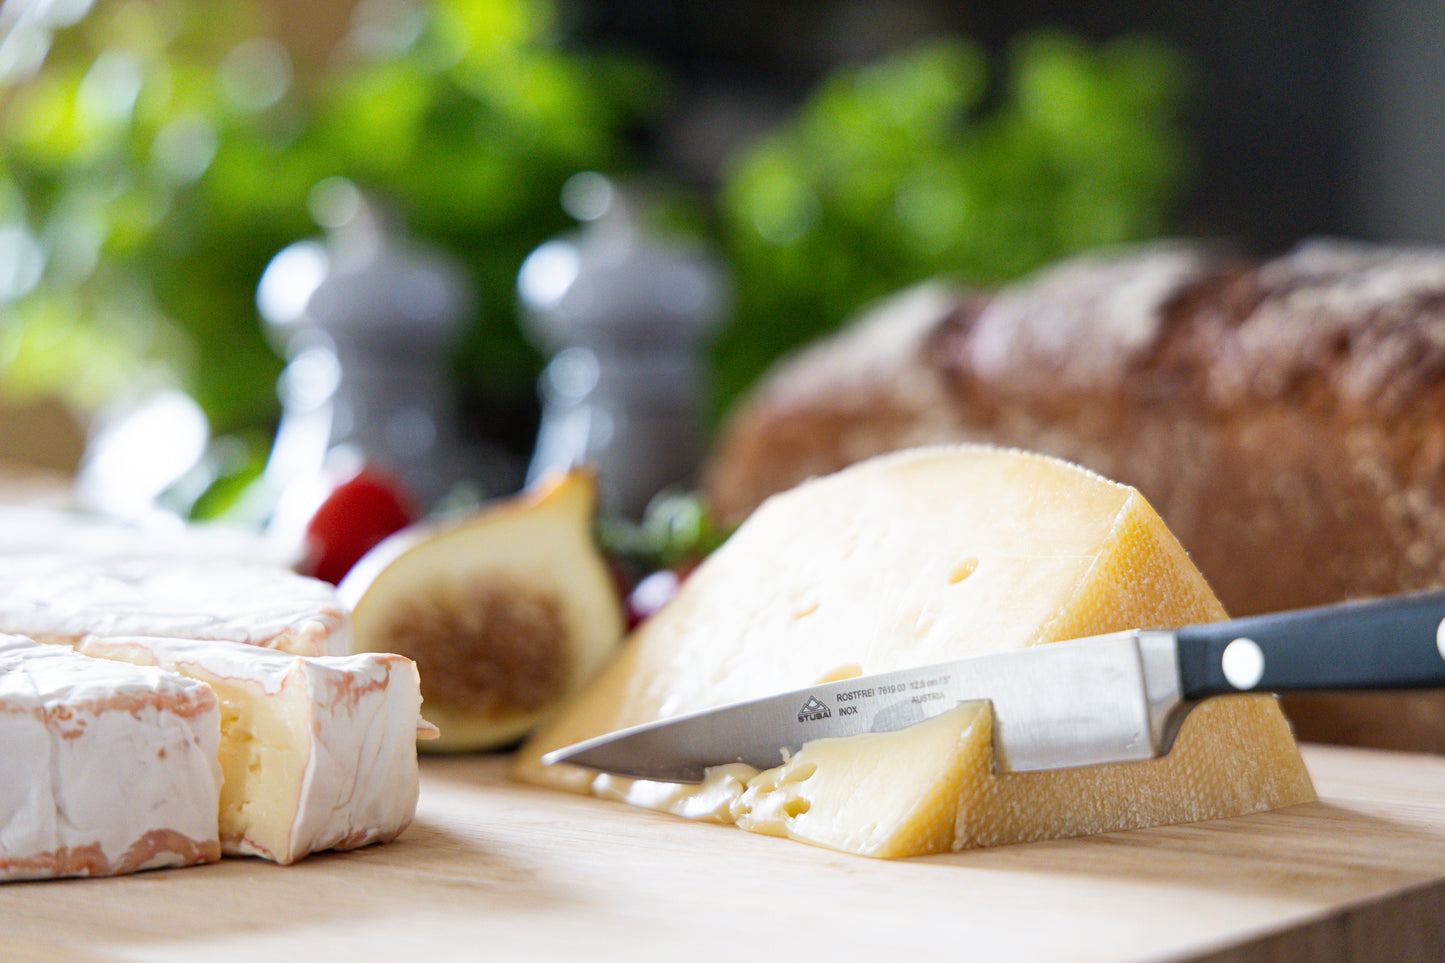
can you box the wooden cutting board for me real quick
[2,743,1443,962]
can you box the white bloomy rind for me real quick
[0,554,352,657]
[78,635,422,864]
[0,635,224,881]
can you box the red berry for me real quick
[303,467,417,584]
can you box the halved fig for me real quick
[338,469,625,752]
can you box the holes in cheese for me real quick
[735,703,989,858]
[512,444,1316,856]
[948,556,980,584]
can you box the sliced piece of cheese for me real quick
[733,702,992,858]
[513,444,1316,856]
[77,635,422,864]
[0,554,350,656]
[0,634,223,880]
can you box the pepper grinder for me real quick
[518,173,727,519]
[257,181,477,535]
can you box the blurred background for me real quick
[0,0,1441,541]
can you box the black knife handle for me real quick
[1174,590,1445,699]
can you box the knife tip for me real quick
[540,738,598,768]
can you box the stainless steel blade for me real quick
[542,630,1191,782]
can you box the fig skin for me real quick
[339,469,626,752]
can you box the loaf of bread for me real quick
[702,239,1445,752]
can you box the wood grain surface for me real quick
[2,744,1443,962]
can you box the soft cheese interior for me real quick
[0,635,224,881]
[514,444,1317,857]
[77,636,423,864]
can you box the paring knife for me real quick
[542,590,1445,783]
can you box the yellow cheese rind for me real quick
[953,695,1314,850]
[512,444,1316,855]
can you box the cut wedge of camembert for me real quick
[0,635,224,880]
[513,444,1316,857]
[77,635,423,865]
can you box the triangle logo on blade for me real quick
[797,696,831,723]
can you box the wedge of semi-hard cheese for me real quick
[78,635,423,864]
[0,554,350,656]
[513,444,1316,856]
[0,635,223,880]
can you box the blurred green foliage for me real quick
[0,0,661,436]
[0,3,1192,481]
[711,31,1193,412]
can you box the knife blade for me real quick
[542,590,1445,783]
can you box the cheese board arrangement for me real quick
[1,442,1444,961]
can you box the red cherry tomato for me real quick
[303,467,417,584]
